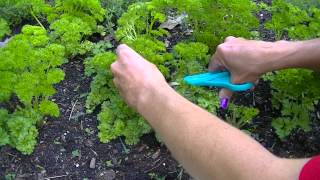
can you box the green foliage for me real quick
[172,42,220,113]
[1,0,317,153]
[39,100,60,117]
[266,0,320,40]
[172,42,260,125]
[72,149,81,158]
[101,0,147,33]
[272,105,310,139]
[115,1,168,42]
[125,37,173,77]
[284,0,320,10]
[48,0,106,56]
[4,172,16,180]
[98,101,151,145]
[226,104,259,129]
[85,52,152,144]
[265,0,320,139]
[148,172,166,180]
[86,0,260,145]
[0,108,42,155]
[0,25,65,154]
[264,69,320,139]
[85,52,116,112]
[172,42,209,78]
[7,111,40,154]
[0,18,10,39]
[90,40,113,56]
[0,0,51,26]
[86,1,173,144]
[47,0,105,24]
[170,0,259,51]
[88,0,173,144]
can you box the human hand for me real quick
[209,36,277,108]
[111,44,169,110]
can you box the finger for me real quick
[219,88,233,109]
[110,61,121,76]
[113,78,120,88]
[219,88,233,99]
[116,44,143,62]
[116,44,129,57]
[208,54,225,72]
[255,79,259,85]
[250,79,260,91]
[230,75,243,84]
[113,78,126,97]
[116,44,131,65]
[225,36,236,42]
[113,78,125,94]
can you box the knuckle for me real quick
[110,62,118,72]
[216,44,225,52]
[117,44,128,51]
[238,37,245,40]
[111,62,116,69]
[217,44,230,57]
[231,76,242,84]
[219,89,233,98]
[150,63,157,69]
[225,36,236,42]
[113,78,119,87]
[111,62,123,77]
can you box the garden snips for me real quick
[184,71,254,109]
[184,71,254,92]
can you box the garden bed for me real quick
[1,0,320,179]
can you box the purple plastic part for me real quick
[220,98,229,109]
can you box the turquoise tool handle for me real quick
[184,71,254,92]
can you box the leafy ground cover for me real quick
[0,0,320,179]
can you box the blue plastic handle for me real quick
[183,71,254,92]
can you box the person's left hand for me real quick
[111,44,169,110]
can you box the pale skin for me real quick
[111,37,320,180]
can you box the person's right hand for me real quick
[209,36,278,108]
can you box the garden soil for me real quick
[1,0,320,179]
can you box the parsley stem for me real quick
[31,10,46,30]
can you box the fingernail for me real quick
[220,98,229,109]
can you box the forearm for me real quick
[112,43,309,179]
[267,39,320,72]
[137,85,307,180]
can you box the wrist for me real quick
[136,82,173,115]
[263,41,301,72]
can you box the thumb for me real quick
[219,88,233,109]
[209,55,225,72]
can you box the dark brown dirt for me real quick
[0,59,189,180]
[2,59,319,180]
[1,1,320,179]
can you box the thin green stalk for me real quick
[31,10,46,30]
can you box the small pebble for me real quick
[90,158,96,169]
[152,149,161,159]
[97,170,116,180]
[84,139,94,147]
[138,144,146,152]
